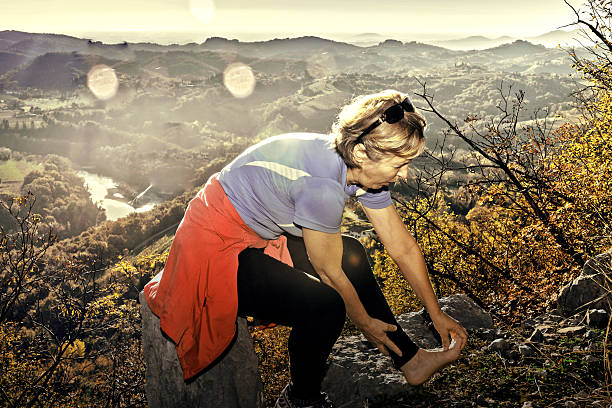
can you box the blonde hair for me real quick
[332,89,427,168]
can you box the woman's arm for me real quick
[302,227,402,356]
[363,204,441,316]
[363,204,468,350]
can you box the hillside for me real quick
[0,25,609,408]
[0,30,584,88]
[0,30,581,203]
[485,40,549,58]
[434,35,516,50]
[9,52,119,90]
[0,52,28,75]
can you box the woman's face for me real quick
[350,152,412,190]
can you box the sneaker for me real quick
[274,383,336,408]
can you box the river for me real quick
[77,170,157,221]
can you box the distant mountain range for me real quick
[430,29,584,50]
[432,35,516,51]
[0,29,589,91]
[345,29,585,50]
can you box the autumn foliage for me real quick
[1,2,611,407]
[371,77,611,324]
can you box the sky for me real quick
[2,0,585,43]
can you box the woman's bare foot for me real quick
[400,339,464,386]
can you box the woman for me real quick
[144,89,468,408]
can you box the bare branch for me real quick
[564,0,612,52]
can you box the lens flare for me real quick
[223,63,256,99]
[189,0,215,23]
[87,65,119,100]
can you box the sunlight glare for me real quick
[189,0,215,23]
[223,63,256,99]
[87,65,119,100]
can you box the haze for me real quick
[4,0,584,43]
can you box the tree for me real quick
[19,156,105,239]
[0,193,55,325]
[563,0,612,95]
[0,194,147,408]
[370,1,612,319]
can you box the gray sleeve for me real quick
[290,177,345,234]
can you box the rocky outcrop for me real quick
[557,250,611,316]
[485,247,610,371]
[139,291,264,408]
[321,256,609,408]
[439,293,494,330]
[486,309,603,365]
[321,294,494,407]
[138,250,610,408]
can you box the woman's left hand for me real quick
[430,310,468,351]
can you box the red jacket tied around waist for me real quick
[143,174,293,379]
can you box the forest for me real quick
[0,0,611,407]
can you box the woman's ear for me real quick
[352,144,368,165]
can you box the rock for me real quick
[395,294,495,350]
[474,328,499,341]
[522,402,534,408]
[321,293,493,406]
[506,349,521,363]
[139,291,264,408]
[488,338,511,355]
[528,328,545,343]
[522,313,563,331]
[557,251,612,316]
[396,311,439,349]
[558,326,587,336]
[586,309,609,329]
[322,335,412,407]
[519,343,535,357]
[438,294,495,331]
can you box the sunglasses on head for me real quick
[356,97,415,142]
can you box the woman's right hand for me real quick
[360,317,403,357]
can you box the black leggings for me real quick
[236,234,418,400]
